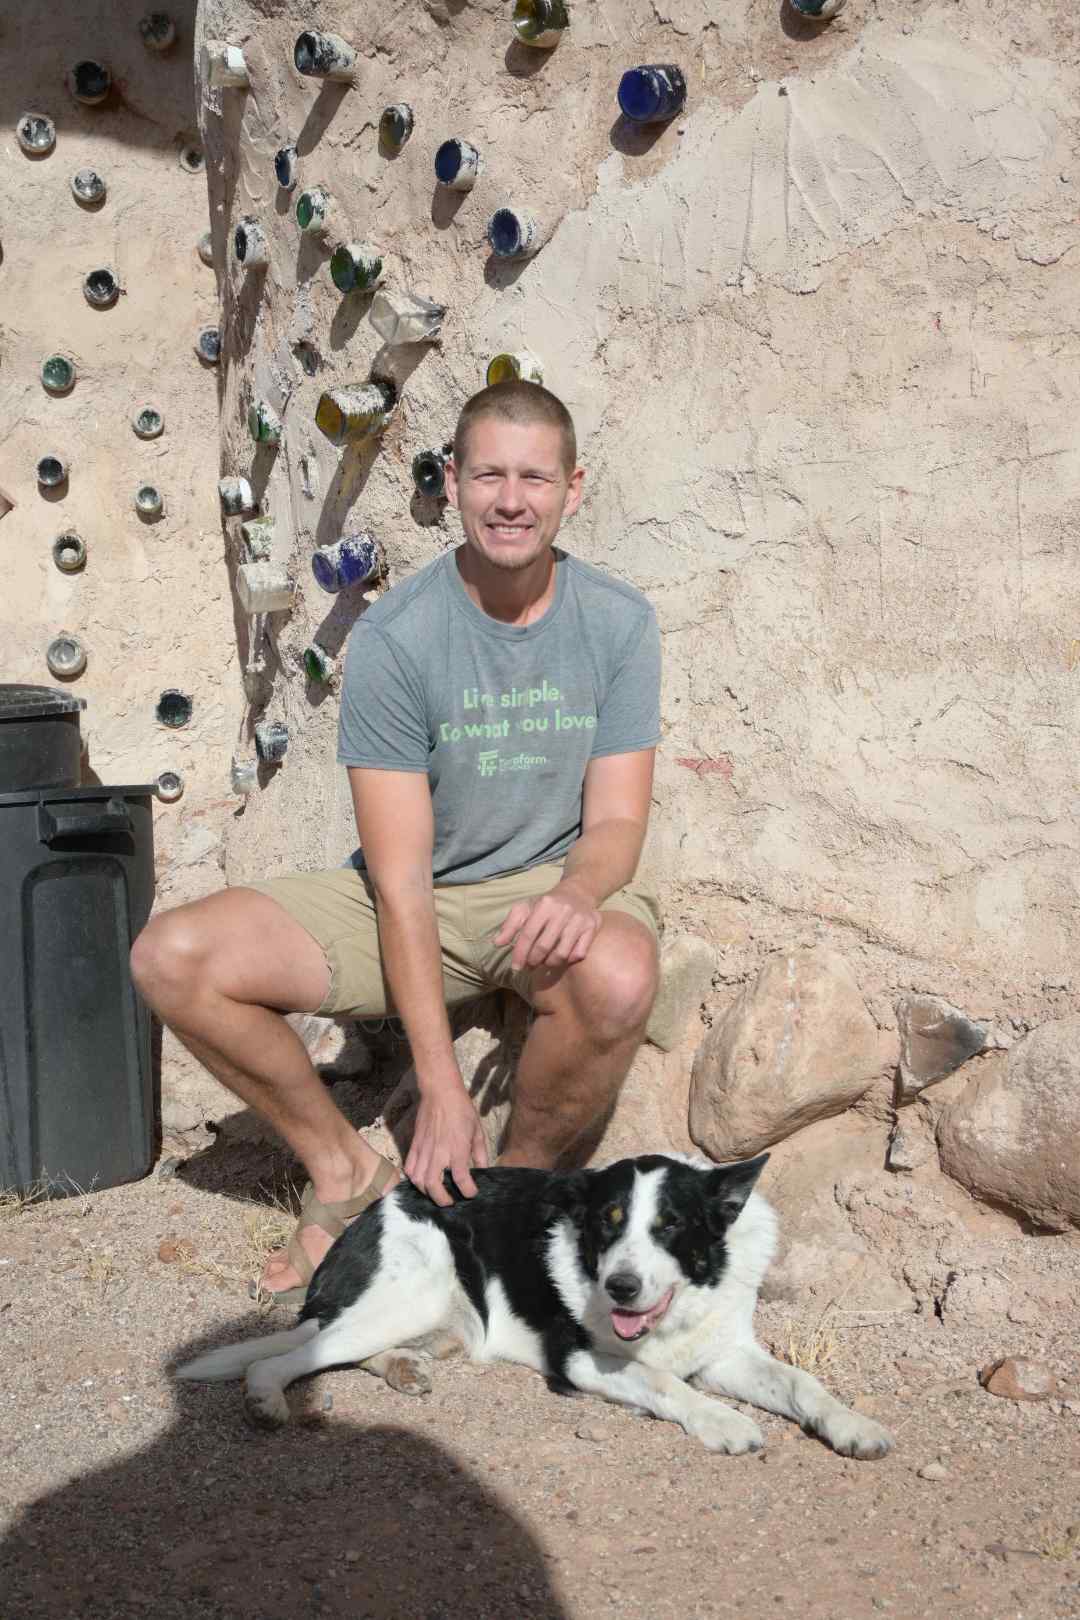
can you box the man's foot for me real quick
[260,1153,400,1297]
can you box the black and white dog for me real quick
[177,1152,892,1459]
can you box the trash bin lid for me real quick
[0,684,87,721]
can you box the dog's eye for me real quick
[605,1205,625,1226]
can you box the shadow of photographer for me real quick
[2,1321,570,1620]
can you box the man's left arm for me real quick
[496,747,656,972]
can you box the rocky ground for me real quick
[2,1080,1079,1620]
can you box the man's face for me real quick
[444,417,584,574]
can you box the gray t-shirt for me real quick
[338,546,661,885]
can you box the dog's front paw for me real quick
[243,1382,290,1430]
[821,1409,893,1460]
[690,1404,764,1455]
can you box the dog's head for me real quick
[556,1153,769,1343]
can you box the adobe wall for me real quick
[1,0,241,924]
[7,0,1077,1082]
[194,0,1079,1039]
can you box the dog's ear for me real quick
[541,1168,591,1229]
[703,1153,769,1233]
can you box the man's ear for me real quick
[704,1153,770,1233]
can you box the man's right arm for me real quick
[347,766,488,1204]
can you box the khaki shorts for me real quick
[244,861,662,1020]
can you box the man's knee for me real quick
[129,902,215,1001]
[556,920,658,1039]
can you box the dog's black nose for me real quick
[605,1271,641,1305]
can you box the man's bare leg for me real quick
[498,914,658,1168]
[129,889,398,1293]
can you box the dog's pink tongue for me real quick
[611,1288,673,1339]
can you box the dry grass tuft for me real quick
[0,1172,98,1218]
[168,1181,303,1300]
[83,1247,117,1292]
[780,1304,839,1375]
[1038,1523,1080,1562]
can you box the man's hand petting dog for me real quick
[404,881,600,1208]
[406,1084,489,1207]
[494,877,602,973]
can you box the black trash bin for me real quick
[0,685,159,1197]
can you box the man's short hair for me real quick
[453,381,577,476]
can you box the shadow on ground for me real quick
[2,1328,569,1619]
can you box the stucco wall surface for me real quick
[190,0,1079,1034]
[1,0,240,917]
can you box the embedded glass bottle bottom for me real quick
[248,399,282,444]
[330,242,384,294]
[302,644,333,683]
[53,533,86,573]
[789,0,846,15]
[42,355,76,394]
[274,144,298,190]
[71,169,106,204]
[133,406,164,439]
[71,60,111,104]
[617,64,687,124]
[156,769,185,802]
[379,104,414,151]
[140,13,177,51]
[240,516,274,559]
[156,690,193,728]
[311,532,384,593]
[434,139,481,191]
[237,562,295,615]
[487,208,541,259]
[255,720,289,764]
[219,476,254,515]
[512,0,569,47]
[486,350,544,386]
[196,328,221,363]
[230,757,258,794]
[412,444,453,500]
[37,455,69,488]
[136,484,164,517]
[369,288,445,346]
[83,268,119,307]
[180,144,205,173]
[294,31,356,79]
[17,112,56,155]
[234,217,269,268]
[315,382,395,445]
[296,187,331,233]
[206,42,250,87]
[46,634,87,679]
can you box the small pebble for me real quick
[576,1424,606,1443]
[156,1157,183,1179]
[918,1461,949,1481]
[980,1356,1058,1402]
[157,1238,194,1264]
[322,1392,333,1412]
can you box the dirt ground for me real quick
[2,1127,1079,1620]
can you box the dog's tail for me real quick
[175,1320,320,1383]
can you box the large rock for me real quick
[645,934,715,1053]
[936,1017,1080,1231]
[896,994,989,1102]
[688,947,882,1161]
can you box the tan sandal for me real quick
[261,1156,398,1307]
